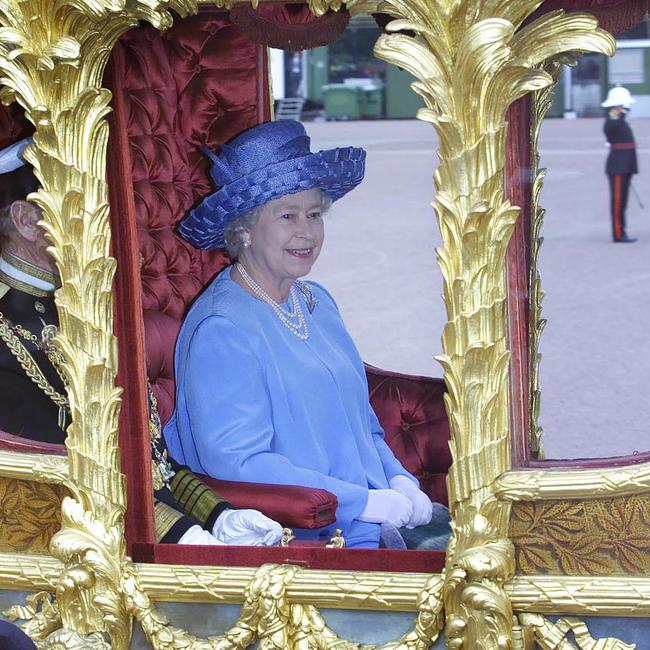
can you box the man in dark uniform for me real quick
[0,140,66,440]
[602,86,638,243]
[0,138,283,546]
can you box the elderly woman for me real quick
[165,120,449,549]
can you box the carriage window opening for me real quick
[534,52,650,460]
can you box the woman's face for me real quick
[243,188,325,290]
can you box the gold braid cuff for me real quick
[170,469,229,528]
[154,501,185,542]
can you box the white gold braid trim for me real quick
[2,251,60,287]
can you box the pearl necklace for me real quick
[236,263,309,340]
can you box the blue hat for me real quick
[178,120,366,249]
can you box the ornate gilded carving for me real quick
[4,591,62,640]
[510,495,650,576]
[126,563,443,650]
[519,614,635,650]
[0,450,75,493]
[134,562,436,610]
[0,0,200,646]
[508,575,650,618]
[528,54,590,460]
[373,2,614,647]
[0,478,69,554]
[496,463,650,501]
[326,528,345,548]
[38,628,112,649]
[528,61,562,461]
[3,595,110,648]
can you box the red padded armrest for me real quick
[0,430,67,455]
[197,474,337,530]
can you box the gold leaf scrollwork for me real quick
[443,507,516,650]
[122,561,258,649]
[0,0,195,646]
[528,53,579,459]
[3,591,62,640]
[308,0,344,17]
[373,1,614,647]
[121,561,445,650]
[519,613,636,650]
[49,498,131,646]
[39,628,111,650]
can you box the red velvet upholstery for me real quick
[105,16,343,542]
[103,10,452,567]
[143,310,179,425]
[229,4,350,51]
[0,104,31,149]
[133,542,446,573]
[199,474,337,529]
[106,13,277,547]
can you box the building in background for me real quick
[271,16,426,120]
[272,13,650,120]
[550,15,650,117]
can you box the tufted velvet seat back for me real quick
[108,14,267,422]
[106,12,271,545]
[106,11,451,551]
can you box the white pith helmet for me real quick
[601,86,635,109]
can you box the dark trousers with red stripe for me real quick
[608,173,631,241]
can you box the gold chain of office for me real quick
[0,311,69,408]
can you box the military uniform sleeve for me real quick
[167,456,232,531]
[154,499,200,543]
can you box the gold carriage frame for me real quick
[0,0,646,648]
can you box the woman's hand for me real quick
[357,489,413,528]
[389,475,433,529]
[212,509,284,546]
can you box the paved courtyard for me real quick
[304,117,650,461]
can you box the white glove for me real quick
[389,475,433,529]
[357,489,413,528]
[212,509,284,546]
[177,524,225,545]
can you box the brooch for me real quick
[296,282,318,314]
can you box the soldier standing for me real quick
[602,86,638,243]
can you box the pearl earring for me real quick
[242,239,251,248]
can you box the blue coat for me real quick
[164,266,416,547]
